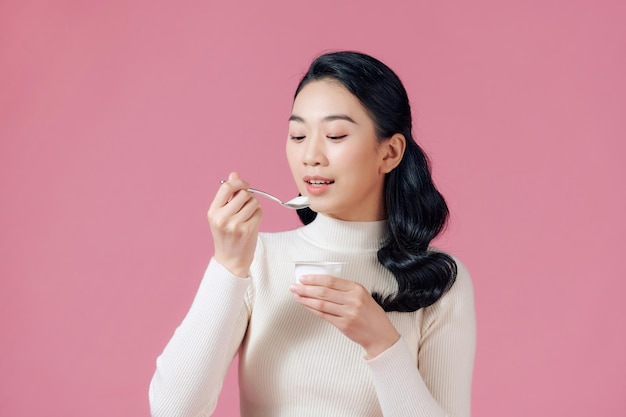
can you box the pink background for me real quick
[1,1,624,416]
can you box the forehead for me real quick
[291,80,369,121]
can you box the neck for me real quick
[298,213,388,252]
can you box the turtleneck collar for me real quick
[297,213,388,252]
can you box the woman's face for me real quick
[286,79,390,221]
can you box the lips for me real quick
[303,175,334,195]
[303,175,334,185]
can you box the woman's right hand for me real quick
[207,172,263,278]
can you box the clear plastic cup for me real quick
[293,261,346,283]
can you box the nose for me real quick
[302,135,327,166]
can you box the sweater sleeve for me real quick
[366,258,476,417]
[149,259,252,417]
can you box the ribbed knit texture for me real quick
[149,214,476,417]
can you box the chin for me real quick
[307,200,328,215]
[310,202,343,219]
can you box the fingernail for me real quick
[299,275,309,284]
[289,285,297,292]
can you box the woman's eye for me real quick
[327,135,347,140]
[290,135,306,141]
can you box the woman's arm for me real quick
[367,259,476,417]
[148,260,252,417]
[150,172,263,417]
[292,257,475,416]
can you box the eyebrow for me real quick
[289,114,357,124]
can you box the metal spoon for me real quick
[219,180,310,210]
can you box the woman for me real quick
[149,51,476,417]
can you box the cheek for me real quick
[285,142,298,170]
[285,142,303,188]
[334,146,379,174]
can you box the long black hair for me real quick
[294,51,457,312]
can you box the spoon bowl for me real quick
[220,180,310,210]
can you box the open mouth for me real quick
[306,179,334,186]
[303,176,334,195]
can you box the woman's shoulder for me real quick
[425,248,475,314]
[449,253,472,286]
[427,247,472,282]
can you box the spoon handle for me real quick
[247,188,283,204]
[219,180,284,204]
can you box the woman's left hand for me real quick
[290,275,400,359]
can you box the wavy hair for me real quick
[294,51,457,312]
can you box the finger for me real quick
[227,194,262,225]
[291,282,350,306]
[212,194,261,232]
[293,293,346,318]
[209,177,251,213]
[299,274,354,291]
[209,191,253,225]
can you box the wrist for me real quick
[363,331,400,360]
[213,255,250,278]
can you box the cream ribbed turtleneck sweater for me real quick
[149,214,476,417]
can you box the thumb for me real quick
[228,171,240,181]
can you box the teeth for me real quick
[308,180,332,185]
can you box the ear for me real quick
[379,133,406,174]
